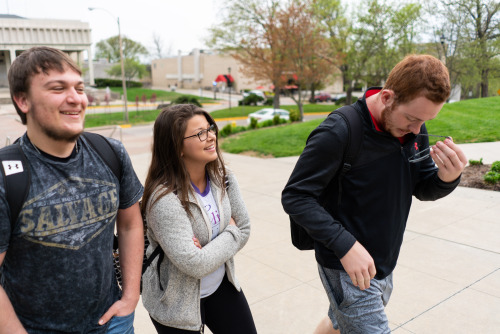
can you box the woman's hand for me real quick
[229,217,236,226]
[192,236,202,249]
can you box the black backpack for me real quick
[290,105,363,250]
[0,132,162,290]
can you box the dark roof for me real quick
[0,14,26,19]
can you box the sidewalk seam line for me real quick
[392,267,500,331]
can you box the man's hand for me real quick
[431,138,467,183]
[98,296,137,325]
[340,241,376,290]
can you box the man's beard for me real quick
[380,103,395,134]
[31,105,83,143]
[42,126,82,143]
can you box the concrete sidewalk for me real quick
[116,124,500,334]
[1,110,499,333]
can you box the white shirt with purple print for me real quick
[192,176,225,298]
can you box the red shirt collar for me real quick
[365,88,406,144]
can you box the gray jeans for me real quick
[318,264,393,333]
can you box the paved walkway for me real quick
[1,103,499,333]
[95,122,500,334]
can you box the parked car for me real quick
[309,92,331,102]
[246,108,290,124]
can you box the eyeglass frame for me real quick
[183,123,217,142]
[408,133,452,163]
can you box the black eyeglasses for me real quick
[408,134,451,163]
[183,123,217,142]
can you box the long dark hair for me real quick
[141,104,227,216]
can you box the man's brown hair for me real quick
[8,46,82,124]
[383,54,450,106]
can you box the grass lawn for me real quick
[210,103,339,119]
[109,87,215,103]
[221,96,500,157]
[84,103,340,128]
[85,108,162,128]
[425,96,500,143]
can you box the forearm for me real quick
[0,286,27,334]
[117,226,143,302]
[116,203,144,304]
[414,172,461,201]
[173,225,242,279]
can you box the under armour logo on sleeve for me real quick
[2,160,24,176]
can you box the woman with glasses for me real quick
[141,104,257,334]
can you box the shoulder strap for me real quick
[82,132,122,181]
[330,104,363,171]
[0,143,31,229]
[330,104,364,204]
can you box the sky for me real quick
[1,0,224,60]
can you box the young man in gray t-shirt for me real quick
[0,46,144,333]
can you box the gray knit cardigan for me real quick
[141,172,250,331]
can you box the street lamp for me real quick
[88,7,129,123]
[228,67,231,110]
[440,33,446,65]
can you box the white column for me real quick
[87,47,95,86]
[9,48,16,65]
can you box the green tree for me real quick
[106,58,148,84]
[312,0,352,101]
[95,35,149,63]
[208,0,291,109]
[437,0,500,98]
[338,0,424,104]
[279,1,334,120]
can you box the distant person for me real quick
[0,46,144,333]
[282,54,467,333]
[141,104,257,334]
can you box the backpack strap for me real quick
[0,143,31,229]
[290,104,364,251]
[0,133,121,232]
[81,132,122,181]
[329,104,363,204]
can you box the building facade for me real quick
[0,14,94,87]
[151,49,257,92]
[151,49,343,94]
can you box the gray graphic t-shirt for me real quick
[0,134,143,333]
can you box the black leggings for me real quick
[150,275,257,334]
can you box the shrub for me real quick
[240,94,264,106]
[469,158,483,165]
[171,95,202,107]
[484,171,500,184]
[94,78,143,88]
[289,109,300,122]
[335,96,359,105]
[249,117,258,129]
[260,120,274,128]
[264,97,274,106]
[272,114,281,125]
[491,161,500,173]
[219,124,233,137]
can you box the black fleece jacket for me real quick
[281,88,460,279]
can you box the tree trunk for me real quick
[481,68,489,98]
[273,88,281,109]
[343,70,352,105]
[298,88,304,121]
